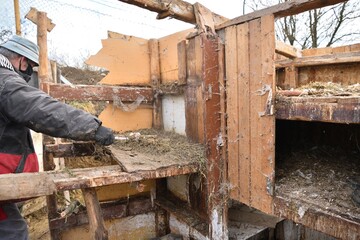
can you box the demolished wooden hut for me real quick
[1,0,359,239]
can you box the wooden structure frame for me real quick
[1,0,360,239]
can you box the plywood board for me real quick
[159,29,193,84]
[99,104,152,132]
[86,33,150,85]
[108,146,197,172]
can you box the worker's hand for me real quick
[95,126,115,146]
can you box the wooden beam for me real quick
[275,40,302,59]
[82,188,108,240]
[41,83,154,102]
[44,142,96,158]
[149,39,163,130]
[274,195,360,239]
[276,51,360,68]
[49,197,154,230]
[216,0,347,30]
[37,11,50,83]
[0,164,199,201]
[276,96,360,124]
[117,0,226,25]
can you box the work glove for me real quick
[95,126,115,146]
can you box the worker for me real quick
[0,35,114,239]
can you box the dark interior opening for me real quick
[275,120,360,218]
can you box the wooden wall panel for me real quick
[225,26,239,200]
[237,22,251,205]
[159,29,193,84]
[99,105,152,132]
[226,15,275,214]
[86,32,150,85]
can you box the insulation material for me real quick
[162,95,186,135]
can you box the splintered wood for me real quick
[109,129,206,172]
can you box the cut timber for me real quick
[86,32,150,85]
[216,0,348,29]
[82,188,108,240]
[25,7,55,32]
[275,41,302,59]
[42,83,153,102]
[276,96,360,124]
[117,0,227,25]
[0,164,199,201]
[99,105,152,132]
[274,195,360,239]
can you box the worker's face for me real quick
[19,56,35,72]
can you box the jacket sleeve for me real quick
[0,72,102,141]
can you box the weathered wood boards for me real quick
[276,96,360,123]
[226,15,276,214]
[216,0,348,30]
[0,164,199,201]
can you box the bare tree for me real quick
[244,0,360,49]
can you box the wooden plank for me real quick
[185,37,204,143]
[275,51,360,68]
[108,146,198,172]
[37,11,50,83]
[285,65,298,89]
[177,40,187,85]
[202,36,227,239]
[82,188,108,240]
[216,0,347,30]
[149,39,163,130]
[86,33,150,85]
[225,26,239,201]
[275,96,360,124]
[274,195,360,239]
[275,40,302,59]
[117,0,226,25]
[248,16,275,215]
[0,164,200,201]
[41,83,153,102]
[237,22,251,205]
[260,14,276,214]
[302,43,360,56]
[159,29,192,83]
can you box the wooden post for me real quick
[149,39,163,130]
[82,188,108,240]
[13,0,21,35]
[37,11,49,83]
[177,40,187,85]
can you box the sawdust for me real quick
[276,145,360,219]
